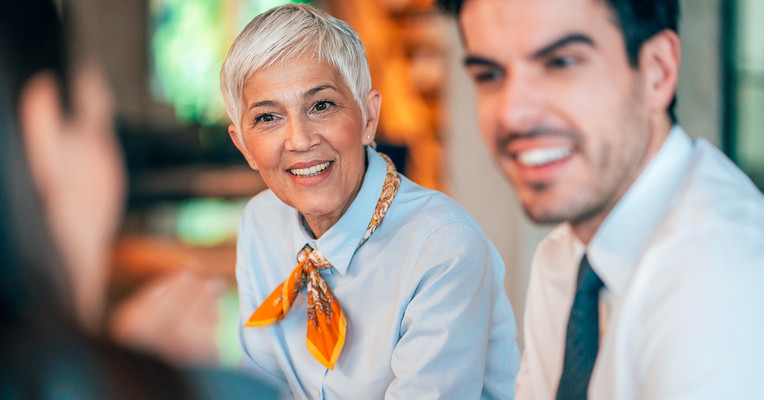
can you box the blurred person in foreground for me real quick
[0,0,277,397]
[437,0,763,398]
[221,3,520,399]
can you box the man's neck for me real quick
[571,116,674,245]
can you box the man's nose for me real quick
[496,72,545,134]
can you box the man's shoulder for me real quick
[687,138,762,204]
[661,138,762,243]
[643,139,763,273]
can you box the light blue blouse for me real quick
[235,146,520,400]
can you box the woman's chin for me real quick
[298,204,344,237]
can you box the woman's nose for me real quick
[284,118,318,152]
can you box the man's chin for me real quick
[520,199,589,226]
[517,187,570,225]
[523,208,566,226]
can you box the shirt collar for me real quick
[291,146,387,275]
[587,126,693,292]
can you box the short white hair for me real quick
[220,3,372,147]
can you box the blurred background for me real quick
[63,0,762,364]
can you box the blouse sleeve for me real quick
[385,220,519,400]
[234,214,292,397]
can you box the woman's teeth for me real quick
[290,161,331,177]
[517,147,572,166]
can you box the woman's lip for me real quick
[287,161,334,184]
[286,160,331,170]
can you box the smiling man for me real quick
[437,0,763,398]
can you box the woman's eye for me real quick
[255,113,276,123]
[313,101,333,111]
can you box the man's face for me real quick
[460,0,658,239]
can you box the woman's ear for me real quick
[19,72,66,201]
[362,89,381,145]
[638,29,680,118]
[228,123,258,170]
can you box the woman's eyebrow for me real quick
[248,85,338,109]
[304,85,335,98]
[249,100,276,110]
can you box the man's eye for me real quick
[546,55,578,69]
[472,69,503,84]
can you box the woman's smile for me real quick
[288,160,333,178]
[286,160,336,188]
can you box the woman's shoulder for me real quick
[243,188,283,210]
[388,175,482,235]
[241,189,291,220]
[377,175,504,283]
[238,189,295,237]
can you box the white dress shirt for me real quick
[236,147,521,400]
[515,127,764,399]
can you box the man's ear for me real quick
[638,29,680,117]
[228,124,258,170]
[361,89,381,146]
[19,72,66,201]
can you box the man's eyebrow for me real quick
[461,34,594,68]
[531,34,595,59]
[463,55,502,69]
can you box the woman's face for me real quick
[230,56,380,237]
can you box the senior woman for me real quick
[221,4,520,399]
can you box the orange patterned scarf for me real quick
[245,153,400,369]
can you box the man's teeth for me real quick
[517,147,572,166]
[290,161,331,177]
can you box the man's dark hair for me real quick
[436,0,679,122]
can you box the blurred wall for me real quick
[677,0,723,146]
[69,0,179,128]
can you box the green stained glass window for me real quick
[149,0,312,125]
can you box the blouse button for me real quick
[314,388,322,399]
